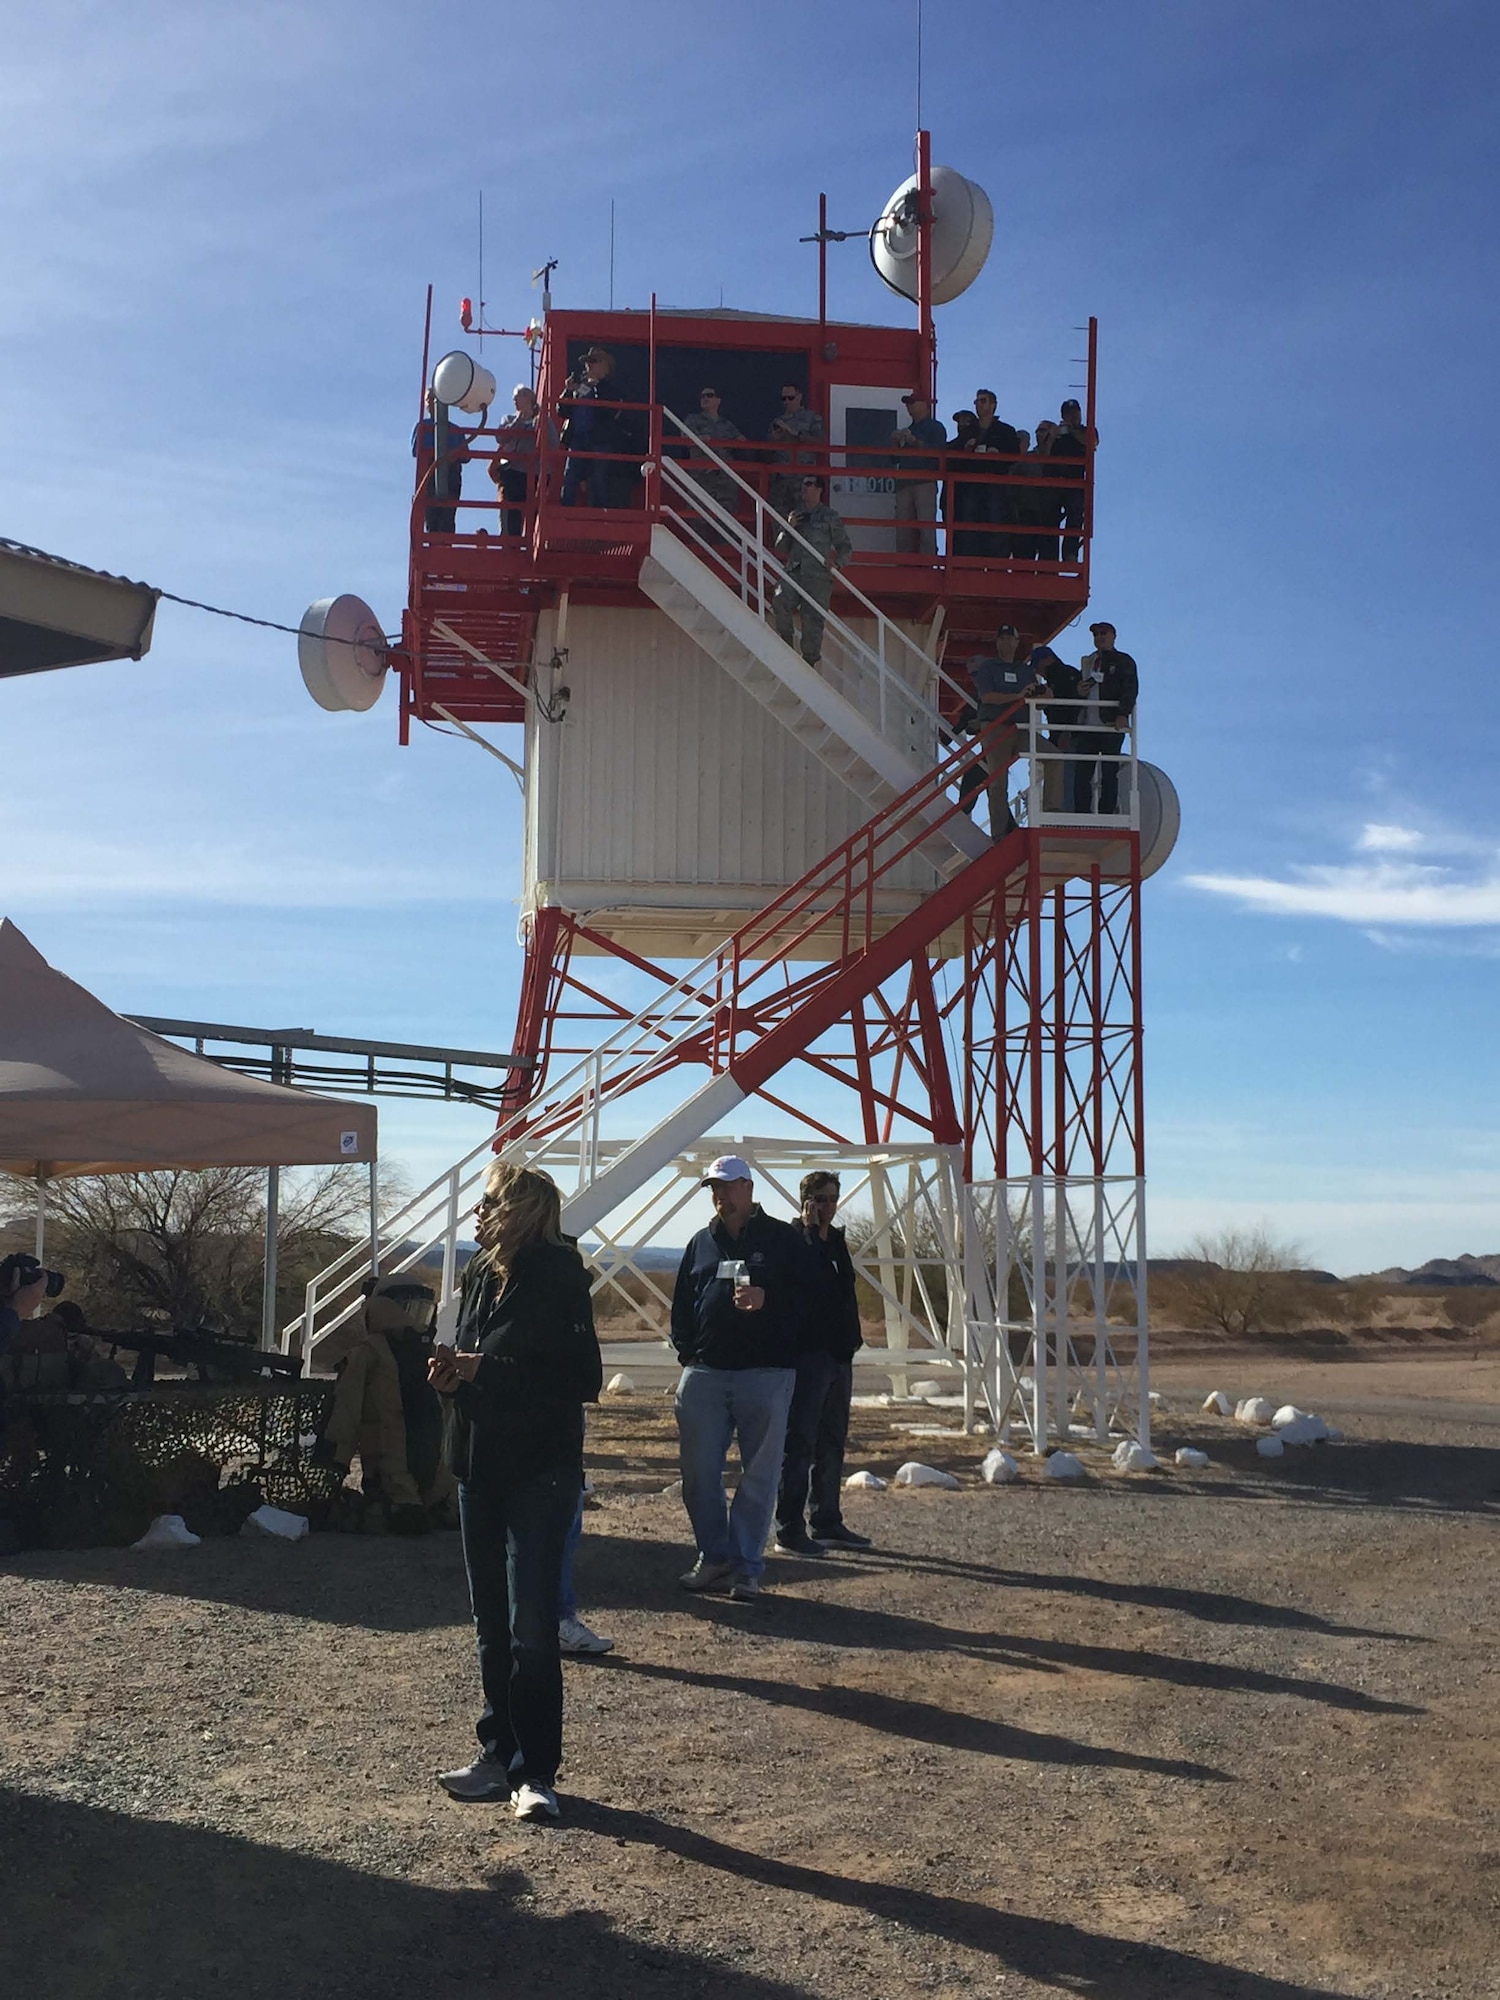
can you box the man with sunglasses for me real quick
[679,386,744,510]
[766,381,824,518]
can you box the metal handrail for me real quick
[658,407,972,715]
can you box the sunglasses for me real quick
[781,392,800,401]
[700,392,719,400]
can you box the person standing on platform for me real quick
[412,387,470,534]
[775,1172,870,1554]
[773,476,851,668]
[1050,399,1096,564]
[431,1164,602,1824]
[670,1156,807,1602]
[888,392,947,555]
[559,346,619,508]
[1070,621,1138,815]
[679,386,745,512]
[963,390,1023,563]
[766,382,824,518]
[487,384,539,538]
[1029,642,1081,813]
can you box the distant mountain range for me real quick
[1364,1253,1500,1288]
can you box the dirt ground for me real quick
[3,1346,1499,2000]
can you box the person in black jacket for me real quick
[430,1163,602,1823]
[670,1155,807,1601]
[775,1172,870,1553]
[1071,620,1139,815]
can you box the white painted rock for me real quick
[893,1461,961,1489]
[603,1371,636,1394]
[1202,1391,1234,1416]
[980,1448,1020,1485]
[1255,1434,1285,1459]
[1236,1396,1277,1426]
[844,1469,887,1490]
[242,1504,309,1540]
[1043,1451,1086,1481]
[1175,1447,1210,1468]
[1272,1405,1330,1445]
[909,1379,949,1400]
[1148,1391,1169,1411]
[1112,1440,1159,1474]
[661,1478,683,1497]
[968,1419,992,1436]
[132,1513,200,1550]
[1017,1375,1036,1395]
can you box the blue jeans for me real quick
[459,1464,581,1788]
[675,1364,796,1582]
[561,455,611,507]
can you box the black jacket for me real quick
[671,1208,809,1370]
[1091,647,1139,726]
[447,1240,603,1490]
[797,1223,863,1360]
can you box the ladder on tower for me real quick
[283,724,1021,1362]
[644,422,990,865]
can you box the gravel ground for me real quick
[2,1357,1498,2000]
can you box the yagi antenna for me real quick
[532,257,559,314]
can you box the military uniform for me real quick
[773,502,852,666]
[767,404,825,517]
[679,410,745,509]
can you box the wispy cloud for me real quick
[1188,820,1500,928]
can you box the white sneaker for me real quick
[558,1615,615,1655]
[513,1782,560,1823]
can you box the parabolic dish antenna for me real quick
[431,349,497,412]
[1136,762,1181,880]
[298,594,389,712]
[870,164,994,306]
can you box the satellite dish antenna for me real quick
[298,595,389,712]
[870,164,993,306]
[1136,762,1181,880]
[432,349,497,413]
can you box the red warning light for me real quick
[460,297,473,331]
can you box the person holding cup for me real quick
[669,1156,810,1601]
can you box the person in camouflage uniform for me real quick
[766,381,824,517]
[678,385,745,511]
[773,476,852,668]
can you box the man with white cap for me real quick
[669,1156,808,1600]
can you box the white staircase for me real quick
[649,428,990,867]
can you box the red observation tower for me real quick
[294,137,1179,1451]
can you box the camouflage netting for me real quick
[0,1382,340,1549]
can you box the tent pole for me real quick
[368,1156,380,1277]
[261,1164,280,1350]
[34,1172,47,1261]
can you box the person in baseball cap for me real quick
[670,1155,812,1600]
[889,392,947,556]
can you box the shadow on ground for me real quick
[605,1654,1233,1780]
[0,1786,1368,2000]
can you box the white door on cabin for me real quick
[827,386,904,554]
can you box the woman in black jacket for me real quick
[431,1163,602,1822]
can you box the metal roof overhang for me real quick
[0,538,160,678]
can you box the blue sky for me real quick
[3,0,1497,1273]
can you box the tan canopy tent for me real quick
[0,919,377,1343]
[0,919,375,1175]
